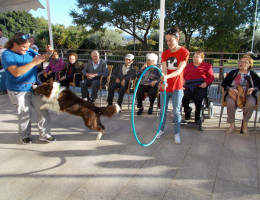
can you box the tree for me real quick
[71,0,160,49]
[64,26,88,49]
[165,0,258,52]
[81,29,123,50]
[203,0,257,52]
[0,11,38,38]
[165,0,211,50]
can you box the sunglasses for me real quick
[20,34,30,40]
[164,29,179,38]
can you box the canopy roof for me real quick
[0,0,44,12]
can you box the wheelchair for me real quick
[180,86,213,131]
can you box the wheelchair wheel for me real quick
[208,101,213,119]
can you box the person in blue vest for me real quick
[1,32,56,144]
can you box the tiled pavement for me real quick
[0,92,259,200]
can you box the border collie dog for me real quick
[33,78,120,140]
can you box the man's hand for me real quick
[121,79,125,87]
[86,73,97,79]
[115,78,120,84]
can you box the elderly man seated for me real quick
[80,50,109,103]
[107,53,136,109]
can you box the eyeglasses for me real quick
[20,34,30,40]
[239,60,249,65]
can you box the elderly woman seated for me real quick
[136,53,161,115]
[221,55,260,136]
[40,50,65,82]
[182,50,214,123]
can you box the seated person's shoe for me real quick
[195,120,200,125]
[225,126,236,134]
[107,102,113,106]
[20,137,32,145]
[195,117,200,125]
[148,107,153,115]
[184,107,192,120]
[137,108,144,115]
[242,129,251,136]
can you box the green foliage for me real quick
[165,0,258,52]
[165,0,211,49]
[71,0,160,48]
[0,11,38,38]
[203,0,257,52]
[81,29,123,50]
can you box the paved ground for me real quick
[0,91,260,200]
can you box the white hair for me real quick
[146,53,158,65]
[91,50,100,56]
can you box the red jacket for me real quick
[183,62,214,86]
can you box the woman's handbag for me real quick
[228,85,247,108]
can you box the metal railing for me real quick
[48,49,260,105]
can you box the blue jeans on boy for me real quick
[159,89,183,134]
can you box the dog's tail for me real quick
[99,104,121,117]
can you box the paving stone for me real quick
[164,183,212,200]
[173,153,220,196]
[126,159,175,199]
[218,150,258,188]
[213,177,260,200]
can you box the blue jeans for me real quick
[159,90,183,134]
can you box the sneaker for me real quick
[184,107,192,120]
[20,137,32,145]
[40,134,56,143]
[156,130,164,138]
[148,107,153,115]
[174,133,181,144]
[137,108,143,115]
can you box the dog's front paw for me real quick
[96,132,102,140]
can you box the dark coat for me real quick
[111,64,136,83]
[221,69,260,101]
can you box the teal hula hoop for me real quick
[131,65,166,147]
